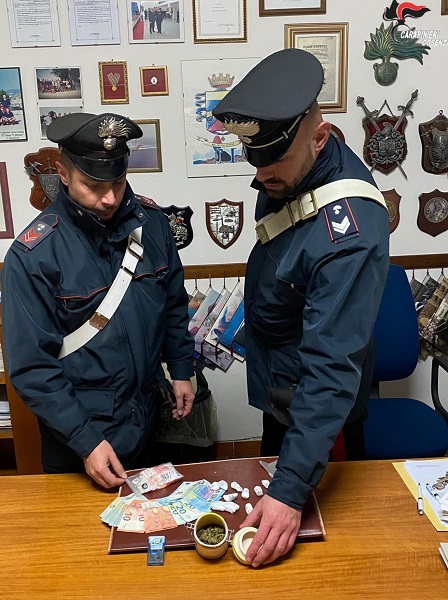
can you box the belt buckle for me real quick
[298,190,318,220]
[89,311,109,330]
[127,236,144,260]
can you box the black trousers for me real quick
[260,412,366,460]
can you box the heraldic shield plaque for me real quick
[419,111,448,175]
[382,188,401,234]
[24,147,60,210]
[418,190,448,237]
[205,199,243,249]
[160,205,194,250]
[357,91,417,178]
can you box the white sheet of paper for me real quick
[404,459,448,527]
[67,0,120,46]
[7,0,61,47]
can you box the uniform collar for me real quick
[250,134,342,199]
[57,181,145,238]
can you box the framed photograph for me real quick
[127,0,184,43]
[127,119,162,173]
[0,163,15,239]
[182,57,260,178]
[39,105,83,139]
[98,61,129,104]
[140,66,169,96]
[193,0,247,43]
[285,23,348,113]
[259,0,326,16]
[35,67,82,100]
[443,0,448,14]
[0,67,27,142]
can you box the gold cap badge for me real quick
[223,119,260,144]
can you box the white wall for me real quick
[1,1,448,441]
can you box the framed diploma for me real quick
[98,61,129,104]
[259,0,326,16]
[193,0,247,43]
[127,120,162,173]
[0,163,15,239]
[443,0,448,14]
[140,66,169,96]
[285,23,348,113]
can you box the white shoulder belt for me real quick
[58,227,143,359]
[255,179,387,245]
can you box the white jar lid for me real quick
[232,527,258,565]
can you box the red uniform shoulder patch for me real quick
[135,194,160,210]
[16,214,58,251]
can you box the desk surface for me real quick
[1,460,446,600]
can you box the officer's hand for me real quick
[171,379,195,419]
[239,495,302,567]
[83,440,127,489]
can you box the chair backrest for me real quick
[372,264,420,382]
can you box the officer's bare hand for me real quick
[83,440,127,488]
[239,495,302,567]
[171,379,195,419]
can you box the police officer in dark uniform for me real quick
[2,112,195,489]
[213,49,389,566]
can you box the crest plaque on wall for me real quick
[160,205,194,250]
[357,91,417,178]
[205,199,243,249]
[24,147,60,210]
[381,188,401,234]
[417,190,448,237]
[419,111,448,175]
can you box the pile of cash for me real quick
[100,479,226,534]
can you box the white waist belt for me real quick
[58,227,143,359]
[255,179,387,245]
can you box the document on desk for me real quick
[393,459,448,531]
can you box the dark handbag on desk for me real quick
[267,386,297,427]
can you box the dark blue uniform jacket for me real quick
[245,135,390,509]
[2,182,194,466]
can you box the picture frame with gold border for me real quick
[127,119,162,173]
[98,61,129,104]
[285,22,348,113]
[193,0,247,43]
[140,66,169,96]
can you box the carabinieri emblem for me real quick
[357,90,418,178]
[205,199,243,249]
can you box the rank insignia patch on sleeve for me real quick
[16,214,58,251]
[323,199,359,243]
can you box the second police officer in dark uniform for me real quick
[213,49,390,566]
[2,113,195,489]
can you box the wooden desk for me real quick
[1,460,446,599]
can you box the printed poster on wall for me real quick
[182,57,260,178]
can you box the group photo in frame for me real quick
[127,119,162,173]
[285,22,348,113]
[0,67,27,142]
[443,0,448,15]
[259,0,326,16]
[193,0,247,43]
[140,66,169,96]
[99,61,129,104]
[0,163,15,238]
[127,0,184,43]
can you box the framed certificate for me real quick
[193,0,247,43]
[285,23,348,113]
[140,66,169,96]
[259,0,326,16]
[98,61,129,104]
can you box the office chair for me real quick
[363,264,448,459]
